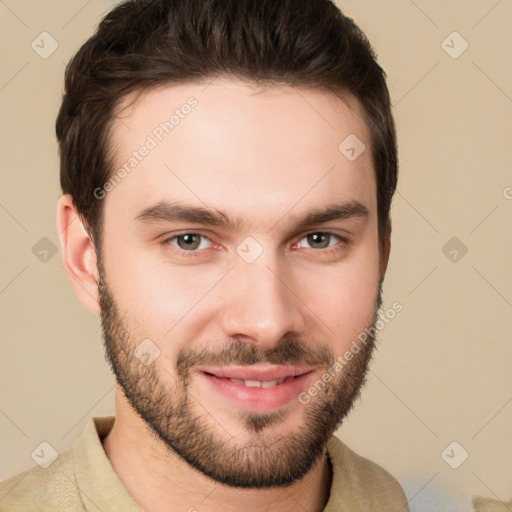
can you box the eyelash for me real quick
[162,231,348,258]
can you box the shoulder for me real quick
[0,448,84,512]
[326,435,410,511]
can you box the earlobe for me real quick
[56,194,101,315]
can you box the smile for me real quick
[224,377,295,388]
[196,365,314,412]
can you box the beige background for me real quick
[1,1,511,510]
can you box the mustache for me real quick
[176,337,335,380]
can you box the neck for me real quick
[102,390,332,512]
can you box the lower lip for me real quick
[197,371,314,413]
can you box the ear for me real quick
[379,219,392,281]
[56,194,101,315]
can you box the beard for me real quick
[98,263,382,489]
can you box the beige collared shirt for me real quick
[0,416,410,511]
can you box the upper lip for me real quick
[198,365,313,381]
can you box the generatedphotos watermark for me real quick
[93,96,198,200]
[298,301,403,405]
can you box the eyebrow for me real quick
[134,200,369,231]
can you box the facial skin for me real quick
[57,77,390,512]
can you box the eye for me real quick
[166,233,213,252]
[296,232,343,250]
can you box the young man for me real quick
[0,0,409,510]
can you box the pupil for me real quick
[309,233,328,249]
[179,234,199,250]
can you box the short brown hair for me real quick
[56,0,398,246]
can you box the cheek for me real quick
[301,249,381,341]
[105,248,223,340]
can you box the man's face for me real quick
[98,78,384,487]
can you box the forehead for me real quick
[104,78,376,229]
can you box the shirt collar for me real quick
[73,416,144,512]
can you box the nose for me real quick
[218,256,306,350]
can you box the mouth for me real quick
[195,365,314,412]
[217,376,296,388]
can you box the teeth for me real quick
[228,378,285,388]
[261,379,280,388]
[244,380,262,388]
[229,378,245,386]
